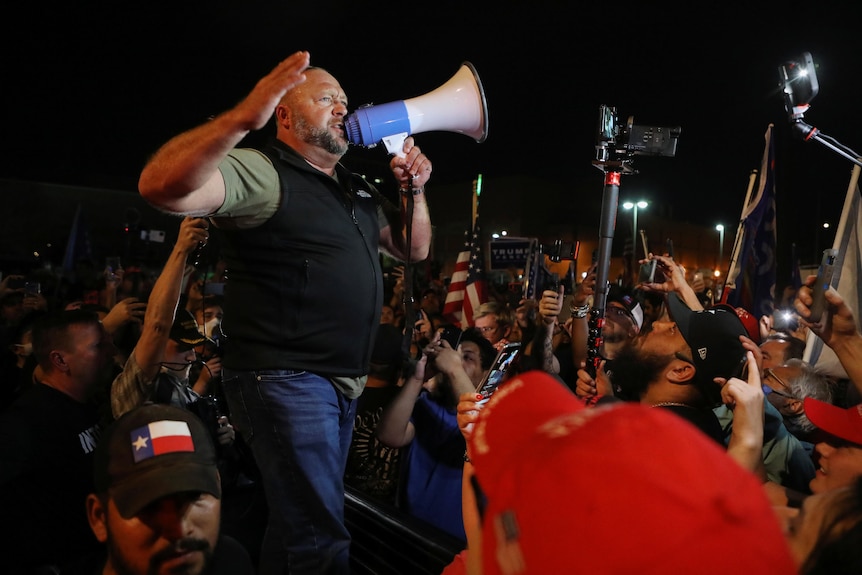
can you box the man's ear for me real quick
[787,398,805,414]
[86,494,109,543]
[49,350,68,373]
[666,359,696,384]
[275,104,291,129]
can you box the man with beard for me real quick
[137,51,434,574]
[376,328,496,542]
[83,403,255,575]
[576,294,752,447]
[569,281,644,388]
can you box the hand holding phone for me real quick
[23,281,41,297]
[808,249,838,323]
[638,259,657,284]
[413,310,432,341]
[637,230,656,284]
[438,325,462,349]
[476,342,522,403]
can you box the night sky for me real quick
[2,2,861,267]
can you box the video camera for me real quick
[594,105,681,173]
[522,239,578,300]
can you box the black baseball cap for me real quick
[169,310,207,349]
[667,293,747,386]
[93,403,221,518]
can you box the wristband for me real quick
[570,303,590,318]
[400,186,424,196]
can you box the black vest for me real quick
[218,140,384,376]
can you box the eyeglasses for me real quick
[477,325,499,334]
[763,368,796,399]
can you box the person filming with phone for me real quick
[376,327,495,543]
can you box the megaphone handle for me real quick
[382,132,409,158]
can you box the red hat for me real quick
[729,305,761,344]
[469,370,796,575]
[804,398,862,445]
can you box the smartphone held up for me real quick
[807,248,838,323]
[475,342,522,404]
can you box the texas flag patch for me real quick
[130,420,195,462]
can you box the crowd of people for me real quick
[1,48,861,575]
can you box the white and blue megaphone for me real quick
[344,61,488,157]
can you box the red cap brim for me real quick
[804,398,862,445]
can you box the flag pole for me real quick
[829,164,861,258]
[442,175,486,329]
[803,163,862,374]
[721,169,758,301]
[472,174,482,227]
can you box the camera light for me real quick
[780,52,819,115]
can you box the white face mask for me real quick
[204,317,221,339]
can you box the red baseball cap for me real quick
[469,370,796,575]
[727,304,761,344]
[804,398,862,445]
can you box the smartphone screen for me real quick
[475,342,522,403]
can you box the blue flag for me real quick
[726,125,777,320]
[61,204,95,275]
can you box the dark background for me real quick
[2,2,861,271]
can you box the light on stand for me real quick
[779,52,862,168]
[779,52,819,121]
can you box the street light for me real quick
[622,200,649,257]
[715,224,725,272]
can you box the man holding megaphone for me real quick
[138,50,434,575]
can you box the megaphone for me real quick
[344,61,489,156]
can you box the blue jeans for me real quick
[222,369,357,575]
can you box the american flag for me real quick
[442,218,488,328]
